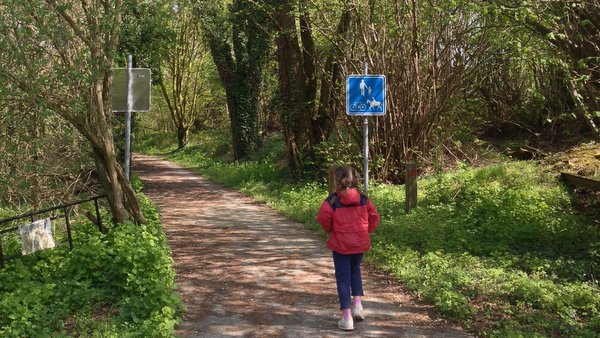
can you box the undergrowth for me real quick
[0,179,181,337]
[138,130,600,337]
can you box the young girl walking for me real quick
[316,165,381,331]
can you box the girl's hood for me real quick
[337,188,361,205]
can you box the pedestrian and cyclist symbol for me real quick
[346,75,386,116]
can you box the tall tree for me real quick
[271,0,352,177]
[0,0,143,223]
[196,0,271,159]
[159,2,208,149]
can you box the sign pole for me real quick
[362,62,369,196]
[345,64,385,195]
[125,55,133,180]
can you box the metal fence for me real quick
[0,195,105,268]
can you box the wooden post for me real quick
[405,162,417,212]
[328,165,338,194]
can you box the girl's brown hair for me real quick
[335,165,361,190]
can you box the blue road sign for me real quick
[346,75,386,116]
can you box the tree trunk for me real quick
[315,9,352,142]
[201,0,267,160]
[273,0,322,177]
[177,125,189,149]
[223,79,260,159]
[88,77,145,224]
[272,3,354,175]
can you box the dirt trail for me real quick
[133,154,471,338]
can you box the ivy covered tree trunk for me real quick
[226,81,261,159]
[197,0,270,159]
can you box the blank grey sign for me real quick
[112,68,152,112]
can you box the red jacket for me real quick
[316,188,380,254]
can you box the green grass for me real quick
[0,181,181,337]
[137,130,600,337]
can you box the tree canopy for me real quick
[1,0,598,211]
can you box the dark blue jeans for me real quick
[332,251,364,310]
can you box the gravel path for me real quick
[133,154,471,338]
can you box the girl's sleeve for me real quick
[367,199,380,233]
[316,200,334,233]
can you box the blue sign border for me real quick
[346,75,386,116]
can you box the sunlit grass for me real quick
[137,130,600,337]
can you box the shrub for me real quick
[0,192,181,337]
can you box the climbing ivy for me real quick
[196,0,272,159]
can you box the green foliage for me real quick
[162,131,288,189]
[118,0,174,72]
[0,0,147,223]
[314,140,363,170]
[141,130,600,337]
[135,131,179,155]
[373,163,600,336]
[0,191,181,337]
[485,0,600,136]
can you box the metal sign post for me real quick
[125,55,133,180]
[362,63,369,195]
[346,63,386,196]
[111,55,152,181]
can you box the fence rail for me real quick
[0,195,105,268]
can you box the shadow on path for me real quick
[133,154,471,338]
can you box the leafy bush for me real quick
[0,190,181,337]
[369,163,599,335]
